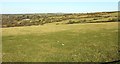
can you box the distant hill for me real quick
[2,11,118,28]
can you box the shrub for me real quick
[108,18,117,22]
[56,23,59,25]
[67,20,75,24]
[93,18,97,20]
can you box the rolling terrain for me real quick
[2,11,119,62]
[2,11,118,27]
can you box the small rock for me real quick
[62,43,64,46]
[57,41,59,42]
[74,55,77,56]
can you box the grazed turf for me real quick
[2,22,119,62]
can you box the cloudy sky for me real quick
[0,0,119,14]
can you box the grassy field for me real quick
[2,22,119,62]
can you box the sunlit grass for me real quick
[2,22,119,62]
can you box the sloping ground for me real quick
[2,11,118,27]
[2,22,119,62]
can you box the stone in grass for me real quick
[62,43,64,46]
[57,41,60,42]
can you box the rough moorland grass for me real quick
[2,22,119,62]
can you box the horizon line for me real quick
[0,11,118,14]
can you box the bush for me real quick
[79,20,86,23]
[108,18,117,22]
[93,18,97,20]
[67,20,75,24]
[56,23,59,25]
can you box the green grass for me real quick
[2,22,119,62]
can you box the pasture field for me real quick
[2,22,119,62]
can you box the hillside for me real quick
[2,11,119,62]
[2,11,118,28]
